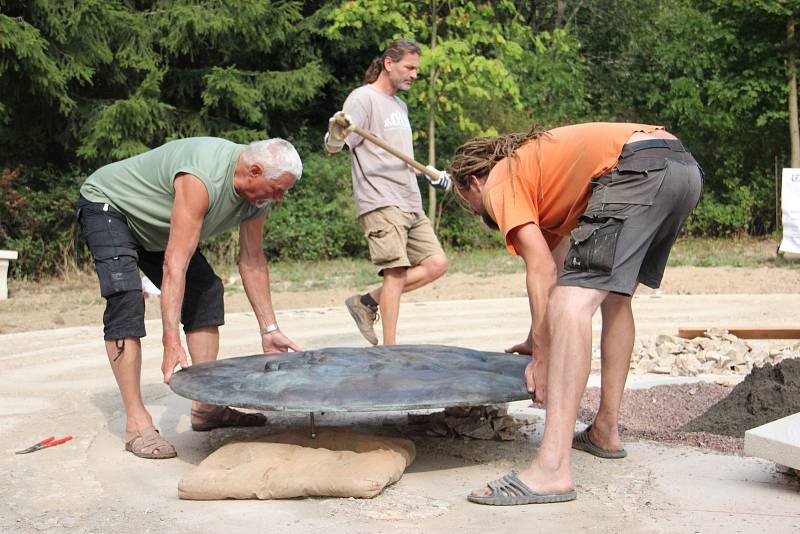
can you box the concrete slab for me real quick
[2,295,799,533]
[745,413,800,471]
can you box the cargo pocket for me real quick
[95,253,141,297]
[79,204,142,297]
[605,157,669,206]
[366,226,402,265]
[565,217,626,273]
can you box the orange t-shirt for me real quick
[483,122,663,254]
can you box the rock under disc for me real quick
[170,344,529,412]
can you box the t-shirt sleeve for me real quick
[483,158,541,255]
[343,92,369,150]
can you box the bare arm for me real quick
[505,232,566,355]
[508,223,558,400]
[238,213,300,353]
[161,173,208,383]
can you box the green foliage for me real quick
[261,152,365,261]
[684,186,758,237]
[1,0,799,279]
[0,166,84,279]
[328,0,525,145]
[434,197,504,251]
[0,0,329,168]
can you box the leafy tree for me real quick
[328,0,525,225]
[0,1,329,168]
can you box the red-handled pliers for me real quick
[15,436,73,454]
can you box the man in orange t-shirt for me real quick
[449,122,703,505]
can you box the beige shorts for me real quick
[358,206,445,274]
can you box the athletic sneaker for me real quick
[345,294,379,345]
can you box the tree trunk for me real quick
[427,0,438,225]
[789,16,799,167]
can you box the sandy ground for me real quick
[2,266,800,532]
[3,265,800,334]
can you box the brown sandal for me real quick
[191,406,267,432]
[124,426,177,459]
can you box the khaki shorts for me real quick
[358,206,445,274]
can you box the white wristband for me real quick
[260,323,280,335]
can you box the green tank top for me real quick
[80,137,267,251]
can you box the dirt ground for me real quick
[3,265,800,334]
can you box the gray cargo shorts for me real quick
[558,139,703,296]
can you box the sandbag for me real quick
[178,428,415,500]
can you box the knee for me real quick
[548,287,600,321]
[602,292,632,314]
[383,266,408,284]
[426,254,449,279]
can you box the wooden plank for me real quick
[677,327,800,339]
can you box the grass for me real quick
[228,236,794,293]
[667,236,799,268]
[224,248,526,293]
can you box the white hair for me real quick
[242,138,303,181]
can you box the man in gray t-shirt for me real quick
[325,38,448,346]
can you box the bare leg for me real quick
[105,337,152,433]
[590,292,635,451]
[186,325,266,429]
[186,326,220,413]
[378,267,408,344]
[369,253,448,302]
[471,286,607,496]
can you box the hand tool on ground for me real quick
[16,435,73,454]
[333,114,452,190]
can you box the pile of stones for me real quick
[628,328,800,377]
[408,405,524,441]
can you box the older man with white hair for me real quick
[77,137,302,459]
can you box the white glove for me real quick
[423,165,452,191]
[325,111,354,148]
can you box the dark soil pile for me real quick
[578,382,742,454]
[681,358,800,437]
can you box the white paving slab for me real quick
[745,412,800,470]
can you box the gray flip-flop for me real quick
[572,425,627,459]
[467,470,577,506]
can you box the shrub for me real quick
[683,185,757,237]
[0,166,86,279]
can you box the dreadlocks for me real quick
[449,127,549,204]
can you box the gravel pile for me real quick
[682,358,800,437]
[628,329,799,377]
[580,358,800,454]
[578,382,743,454]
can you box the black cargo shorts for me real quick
[76,195,225,340]
[558,139,704,296]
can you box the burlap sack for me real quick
[178,428,415,500]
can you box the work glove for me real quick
[422,165,452,191]
[325,111,354,149]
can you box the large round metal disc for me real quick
[170,344,529,412]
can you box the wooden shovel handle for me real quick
[349,125,442,180]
